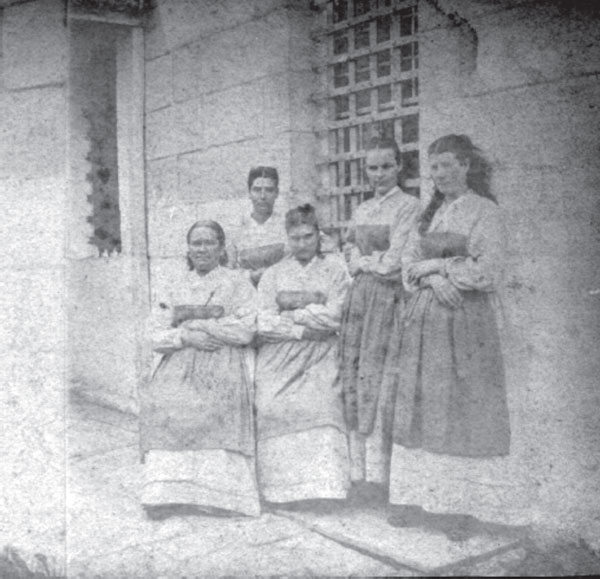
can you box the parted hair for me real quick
[247,166,279,190]
[419,134,496,235]
[285,203,319,232]
[365,135,405,189]
[285,204,324,258]
[366,135,402,166]
[186,220,228,269]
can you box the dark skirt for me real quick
[340,272,405,435]
[382,288,510,458]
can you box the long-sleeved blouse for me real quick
[346,186,421,280]
[255,254,351,439]
[401,192,506,294]
[257,254,350,340]
[388,192,510,458]
[140,266,257,457]
[149,266,256,351]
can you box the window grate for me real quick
[321,0,420,230]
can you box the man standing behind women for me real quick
[228,166,286,286]
[383,134,514,540]
[255,205,351,504]
[340,136,421,500]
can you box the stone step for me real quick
[274,503,524,575]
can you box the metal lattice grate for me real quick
[320,0,420,229]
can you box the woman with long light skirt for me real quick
[255,204,351,504]
[139,220,260,519]
[382,134,516,540]
[339,136,421,501]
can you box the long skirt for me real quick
[142,449,261,517]
[340,273,404,483]
[385,288,510,457]
[389,445,532,526]
[140,345,259,516]
[383,287,518,523]
[255,336,350,502]
[257,427,350,503]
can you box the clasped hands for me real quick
[406,259,463,309]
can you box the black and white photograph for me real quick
[1,0,600,576]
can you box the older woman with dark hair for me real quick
[139,220,260,518]
[255,204,351,504]
[381,135,515,540]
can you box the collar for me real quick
[248,205,281,227]
[188,265,224,288]
[430,191,474,231]
[374,186,402,206]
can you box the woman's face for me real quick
[249,177,278,217]
[365,148,400,197]
[188,226,223,273]
[287,223,319,265]
[429,152,469,196]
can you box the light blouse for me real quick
[402,192,506,294]
[257,254,351,341]
[149,266,256,353]
[227,207,287,268]
[346,186,421,279]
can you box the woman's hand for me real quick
[428,274,463,309]
[181,329,224,351]
[406,259,445,284]
[348,260,362,277]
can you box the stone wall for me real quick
[0,0,67,568]
[67,19,145,414]
[144,0,319,297]
[419,0,600,540]
[142,0,600,542]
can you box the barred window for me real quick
[321,0,420,230]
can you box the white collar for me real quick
[374,186,402,206]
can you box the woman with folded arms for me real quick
[255,204,351,504]
[340,136,421,501]
[382,134,513,540]
[139,220,260,519]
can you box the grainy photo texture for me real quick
[1,0,600,577]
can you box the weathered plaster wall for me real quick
[419,0,600,539]
[143,0,600,542]
[144,0,319,297]
[0,0,67,569]
[67,20,142,414]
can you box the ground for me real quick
[11,393,593,578]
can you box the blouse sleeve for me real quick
[256,265,305,341]
[343,218,362,274]
[186,274,257,346]
[360,197,421,278]
[292,259,351,331]
[148,293,186,354]
[401,225,424,294]
[445,206,506,292]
